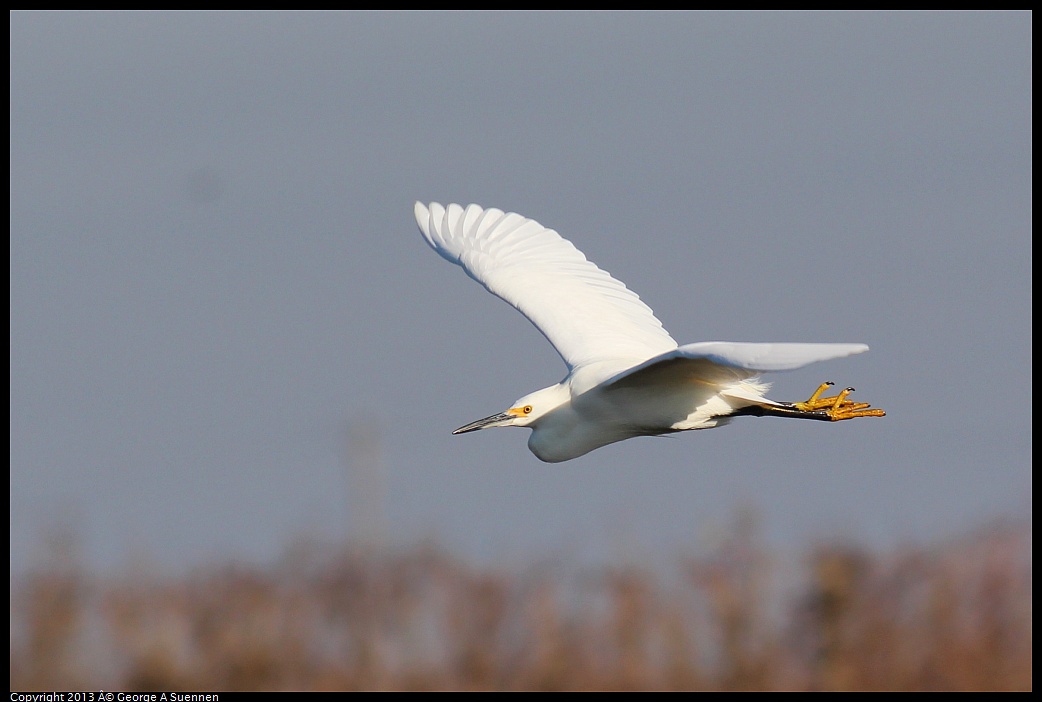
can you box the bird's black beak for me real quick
[452,412,514,434]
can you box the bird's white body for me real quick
[415,202,882,462]
[514,375,775,463]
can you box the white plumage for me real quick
[416,202,884,462]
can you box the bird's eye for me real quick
[523,405,533,414]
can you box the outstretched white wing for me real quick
[415,202,678,370]
[603,342,870,390]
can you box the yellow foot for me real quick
[792,382,886,421]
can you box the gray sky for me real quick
[10,11,1031,576]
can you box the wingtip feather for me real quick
[414,201,431,237]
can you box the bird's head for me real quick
[452,384,570,435]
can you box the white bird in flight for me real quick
[415,202,884,462]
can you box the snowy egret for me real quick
[415,202,885,462]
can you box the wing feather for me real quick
[603,342,870,390]
[415,202,678,370]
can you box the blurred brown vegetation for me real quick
[10,515,1031,691]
